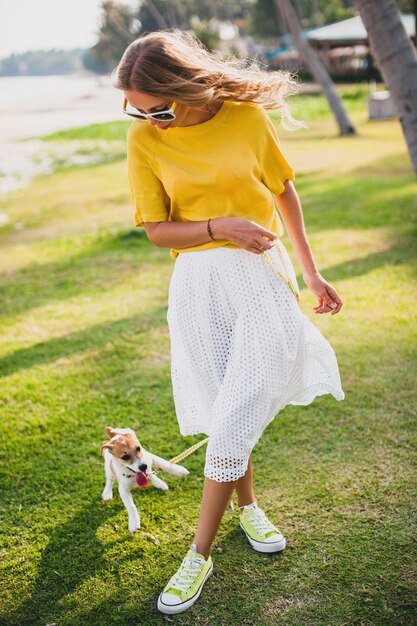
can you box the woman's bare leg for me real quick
[192,456,256,559]
[234,455,256,509]
[193,477,236,559]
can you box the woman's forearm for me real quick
[144,217,230,249]
[274,181,319,278]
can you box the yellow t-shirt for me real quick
[127,100,295,260]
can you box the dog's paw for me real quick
[129,519,141,533]
[101,490,113,501]
[152,476,169,490]
[170,463,189,477]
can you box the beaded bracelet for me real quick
[207,218,216,241]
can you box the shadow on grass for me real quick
[5,496,415,626]
[1,228,415,381]
[0,229,171,321]
[4,502,139,626]
[305,230,416,285]
[69,527,268,626]
[1,158,416,326]
[294,156,415,233]
[0,307,168,379]
[2,225,416,338]
[14,525,288,626]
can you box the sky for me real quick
[0,0,139,59]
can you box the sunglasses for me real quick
[123,97,177,121]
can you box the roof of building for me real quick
[265,13,415,58]
[305,14,415,43]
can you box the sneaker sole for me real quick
[240,523,286,554]
[157,564,213,615]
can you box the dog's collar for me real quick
[121,471,155,479]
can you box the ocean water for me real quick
[0,74,124,140]
[0,73,125,194]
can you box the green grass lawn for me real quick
[0,93,416,625]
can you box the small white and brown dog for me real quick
[100,427,189,533]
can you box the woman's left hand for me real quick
[303,272,343,315]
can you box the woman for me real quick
[112,29,345,615]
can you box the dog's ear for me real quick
[100,440,114,456]
[109,427,137,439]
[105,426,118,438]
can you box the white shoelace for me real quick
[241,505,279,536]
[168,546,205,593]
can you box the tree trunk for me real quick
[104,2,133,45]
[272,0,286,34]
[166,0,179,28]
[275,0,356,135]
[414,0,417,50]
[292,0,304,21]
[355,0,417,175]
[146,0,169,30]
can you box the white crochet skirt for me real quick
[167,240,345,483]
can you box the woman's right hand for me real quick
[210,217,277,254]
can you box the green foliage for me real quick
[250,0,356,37]
[136,0,252,31]
[251,0,282,37]
[317,0,355,24]
[395,0,414,11]
[84,0,254,72]
[250,0,414,37]
[42,121,130,142]
[188,17,221,51]
[83,1,139,73]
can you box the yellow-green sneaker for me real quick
[239,502,286,553]
[157,543,213,615]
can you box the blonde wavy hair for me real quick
[112,29,305,131]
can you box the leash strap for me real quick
[169,437,209,464]
[262,242,300,303]
[148,437,209,478]
[262,192,301,304]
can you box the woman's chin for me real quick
[156,121,174,130]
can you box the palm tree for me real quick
[145,1,169,29]
[354,0,417,175]
[274,0,357,135]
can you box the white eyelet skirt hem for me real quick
[167,240,345,483]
